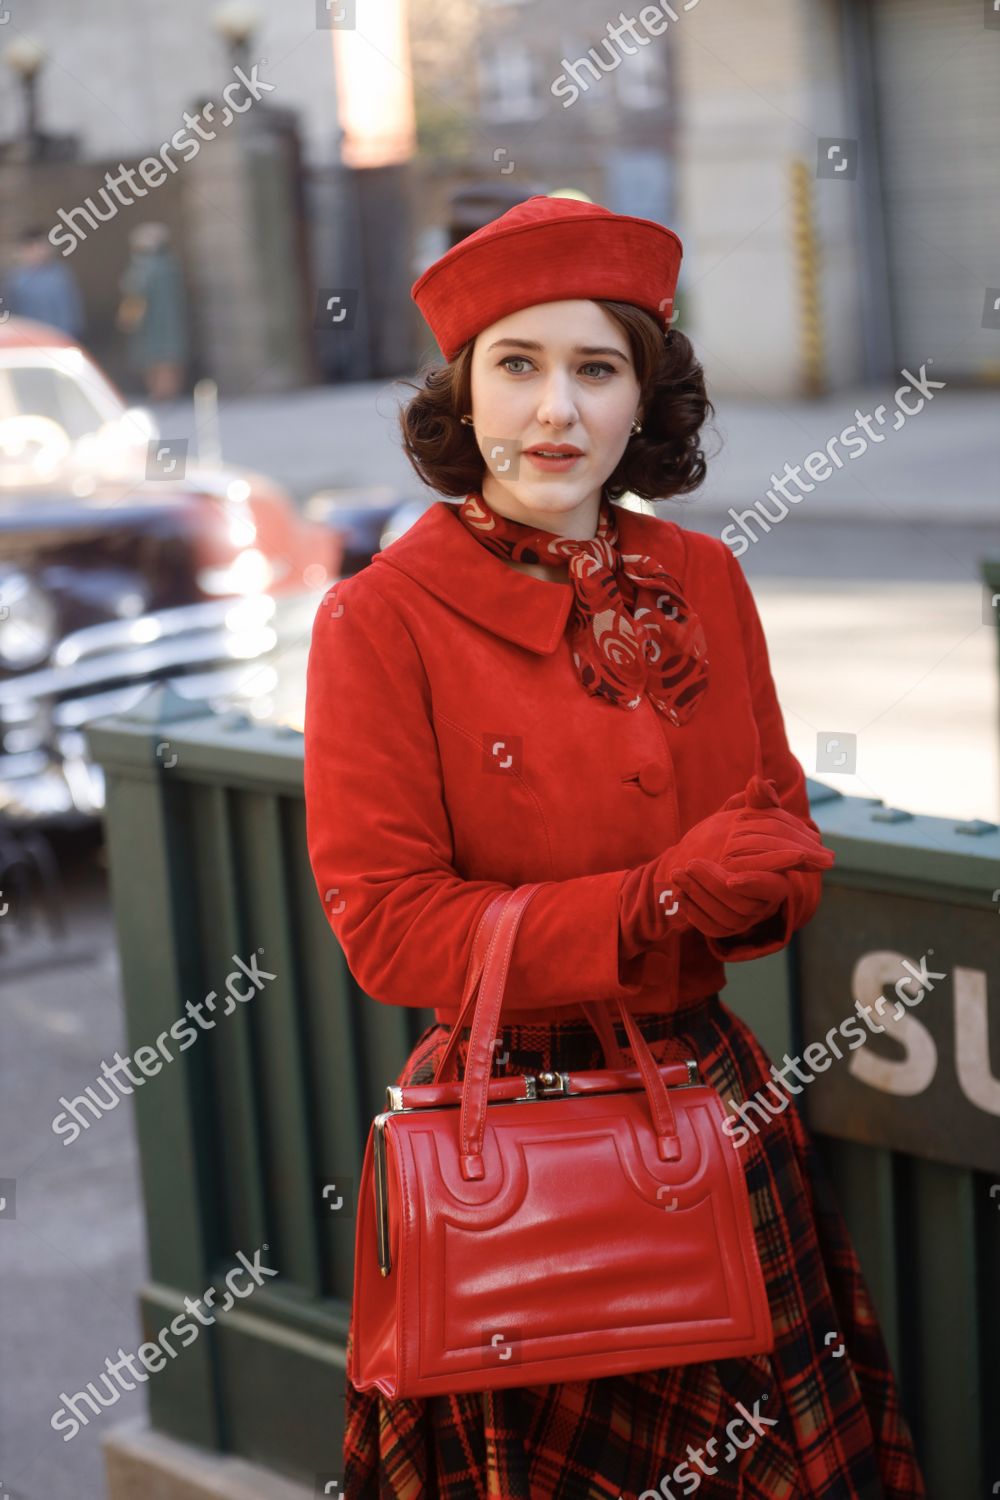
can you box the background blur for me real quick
[2,0,996,820]
[1,2,998,1497]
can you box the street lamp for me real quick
[3,35,47,161]
[211,2,260,77]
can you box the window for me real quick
[478,42,544,121]
[614,38,666,110]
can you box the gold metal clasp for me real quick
[514,1070,570,1100]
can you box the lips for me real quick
[524,448,583,473]
[525,445,583,456]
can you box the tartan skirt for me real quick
[343,993,927,1498]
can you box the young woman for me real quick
[303,195,926,1498]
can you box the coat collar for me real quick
[373,497,687,656]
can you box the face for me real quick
[467,299,642,537]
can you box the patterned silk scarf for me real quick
[454,491,710,726]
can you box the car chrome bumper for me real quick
[0,591,320,825]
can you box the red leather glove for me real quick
[670,776,834,941]
[669,775,832,875]
[702,812,836,961]
[670,861,793,940]
[618,774,832,959]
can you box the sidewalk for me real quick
[152,377,999,525]
[150,376,999,824]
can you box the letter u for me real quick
[88,1373,122,1409]
[87,1077,123,1113]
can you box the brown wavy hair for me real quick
[397,300,716,506]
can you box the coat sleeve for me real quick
[703,546,831,962]
[303,574,648,1011]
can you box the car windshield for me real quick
[0,363,109,441]
[0,349,154,488]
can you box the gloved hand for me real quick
[669,775,834,940]
[668,858,791,936]
[669,860,793,940]
[618,774,834,958]
[668,775,832,875]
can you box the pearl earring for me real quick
[460,414,474,426]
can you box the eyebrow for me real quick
[485,338,630,360]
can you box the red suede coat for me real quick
[303,499,825,1024]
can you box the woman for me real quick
[303,195,926,1497]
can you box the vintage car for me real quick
[0,316,350,826]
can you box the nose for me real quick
[535,371,579,431]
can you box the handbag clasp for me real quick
[516,1070,570,1100]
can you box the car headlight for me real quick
[196,549,273,596]
[0,572,57,668]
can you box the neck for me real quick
[479,475,603,539]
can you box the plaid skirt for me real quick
[343,993,927,1499]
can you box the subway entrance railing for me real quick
[85,683,1000,1496]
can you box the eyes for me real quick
[497,355,618,379]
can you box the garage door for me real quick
[869,0,1000,382]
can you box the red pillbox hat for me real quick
[410,194,683,361]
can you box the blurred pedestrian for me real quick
[116,221,189,401]
[4,226,85,338]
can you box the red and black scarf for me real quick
[454,491,709,726]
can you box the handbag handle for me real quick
[431,889,521,1085]
[434,884,682,1182]
[432,895,627,1084]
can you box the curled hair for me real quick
[397,300,716,506]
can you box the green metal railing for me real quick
[86,684,1000,1495]
[725,785,1000,1495]
[87,686,436,1482]
[983,557,1000,746]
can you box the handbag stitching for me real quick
[459,893,511,1158]
[476,889,538,1152]
[360,1074,774,1394]
[427,1089,769,1374]
[434,891,508,1086]
[462,886,539,1163]
[703,1088,772,1337]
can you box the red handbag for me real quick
[348,882,774,1399]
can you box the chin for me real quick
[510,482,596,509]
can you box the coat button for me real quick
[637,761,669,796]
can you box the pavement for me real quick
[150,376,1000,526]
[152,376,1000,824]
[0,833,149,1500]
